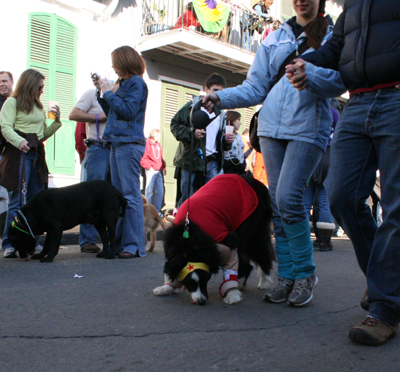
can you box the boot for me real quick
[316,222,335,251]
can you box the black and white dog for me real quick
[153,175,275,305]
[8,180,126,262]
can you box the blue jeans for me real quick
[304,184,334,223]
[145,169,164,213]
[326,88,400,325]
[2,151,44,250]
[260,137,323,279]
[110,143,146,256]
[205,159,223,183]
[178,169,197,208]
[79,145,110,248]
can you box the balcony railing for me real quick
[141,0,276,54]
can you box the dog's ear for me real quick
[164,255,187,281]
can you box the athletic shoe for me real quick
[4,247,17,258]
[349,316,397,346]
[263,276,294,303]
[287,273,318,307]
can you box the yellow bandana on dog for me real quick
[178,262,210,281]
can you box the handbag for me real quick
[249,39,310,153]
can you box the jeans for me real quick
[326,88,400,325]
[205,160,223,183]
[79,145,110,248]
[2,151,44,250]
[260,137,323,279]
[304,184,334,223]
[178,169,197,208]
[110,142,146,256]
[145,168,164,213]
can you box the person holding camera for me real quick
[69,73,110,254]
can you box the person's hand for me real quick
[286,58,308,90]
[225,134,235,144]
[163,168,167,176]
[194,129,206,139]
[19,140,30,153]
[98,112,107,122]
[202,94,220,113]
[50,105,61,123]
[100,78,114,94]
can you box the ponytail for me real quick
[303,0,328,50]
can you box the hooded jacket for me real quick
[216,19,346,151]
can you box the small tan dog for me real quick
[142,195,168,252]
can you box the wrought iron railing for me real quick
[141,0,277,53]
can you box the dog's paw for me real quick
[96,251,107,258]
[153,285,175,296]
[257,274,273,290]
[31,253,41,260]
[104,252,116,259]
[223,288,242,304]
[39,256,54,263]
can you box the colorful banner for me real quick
[192,0,231,33]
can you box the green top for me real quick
[0,97,62,149]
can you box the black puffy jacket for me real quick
[302,0,400,92]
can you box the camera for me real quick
[91,72,100,81]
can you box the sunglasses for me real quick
[38,85,44,91]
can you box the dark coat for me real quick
[302,0,400,92]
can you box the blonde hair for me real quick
[149,128,160,138]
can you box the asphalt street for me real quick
[1,233,399,372]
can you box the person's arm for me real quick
[254,4,269,19]
[69,107,106,123]
[300,10,345,70]
[140,142,152,170]
[42,107,62,141]
[102,78,146,120]
[170,102,193,143]
[203,42,273,112]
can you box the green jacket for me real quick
[171,96,231,173]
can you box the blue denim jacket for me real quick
[216,22,347,151]
[102,75,148,144]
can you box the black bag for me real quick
[249,39,310,153]
[0,129,6,154]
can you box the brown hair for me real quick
[303,0,329,50]
[0,71,13,82]
[112,46,146,78]
[12,69,44,113]
[226,110,241,124]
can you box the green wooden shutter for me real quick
[160,82,200,209]
[28,13,77,176]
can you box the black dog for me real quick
[153,175,275,305]
[8,180,126,262]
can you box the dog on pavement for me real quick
[153,174,275,305]
[141,195,168,252]
[8,180,126,262]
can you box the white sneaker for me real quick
[4,247,17,258]
[35,243,43,254]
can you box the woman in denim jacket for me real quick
[203,0,346,306]
[101,46,148,259]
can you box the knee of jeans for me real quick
[326,185,350,214]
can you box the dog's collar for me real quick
[178,262,210,281]
[16,211,36,239]
[11,219,31,236]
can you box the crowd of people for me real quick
[1,0,399,348]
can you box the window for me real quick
[28,13,77,175]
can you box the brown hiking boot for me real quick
[360,288,370,311]
[81,243,101,253]
[349,316,397,346]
